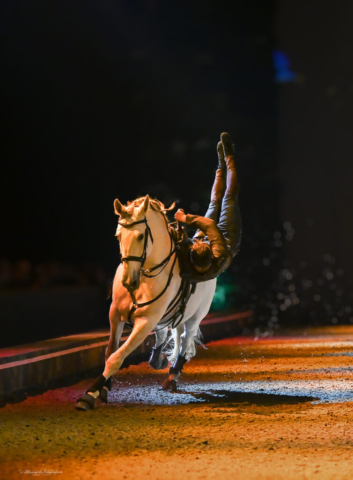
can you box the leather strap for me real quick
[118,218,153,267]
[85,374,107,394]
[118,216,196,330]
[169,354,187,375]
[128,252,178,323]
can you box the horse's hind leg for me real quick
[162,315,201,390]
[162,280,216,391]
[149,327,169,370]
[162,297,212,390]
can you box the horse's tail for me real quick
[166,326,205,363]
[166,324,184,364]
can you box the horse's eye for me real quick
[137,233,144,241]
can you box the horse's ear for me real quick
[138,195,150,216]
[114,199,127,216]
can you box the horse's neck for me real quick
[143,212,172,270]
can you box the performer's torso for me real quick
[177,233,232,283]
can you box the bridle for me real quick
[118,218,153,267]
[117,214,185,325]
[117,216,177,277]
[117,214,196,328]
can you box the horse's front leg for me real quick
[104,316,155,378]
[105,304,124,361]
[76,316,155,411]
[99,305,125,402]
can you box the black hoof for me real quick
[149,348,169,370]
[162,379,177,392]
[104,376,112,391]
[160,355,169,370]
[99,388,108,403]
[75,394,95,411]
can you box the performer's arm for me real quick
[175,209,229,259]
[184,214,228,259]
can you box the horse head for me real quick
[114,195,151,292]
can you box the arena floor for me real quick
[1,325,353,480]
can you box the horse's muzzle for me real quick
[122,277,140,292]
[122,262,141,293]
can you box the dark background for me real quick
[1,0,352,346]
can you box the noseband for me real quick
[117,218,153,267]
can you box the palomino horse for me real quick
[76,195,216,410]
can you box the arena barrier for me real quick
[0,310,253,407]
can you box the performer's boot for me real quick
[217,132,241,256]
[217,140,226,170]
[198,141,226,228]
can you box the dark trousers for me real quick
[200,156,242,256]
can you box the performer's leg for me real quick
[194,142,226,239]
[217,133,242,256]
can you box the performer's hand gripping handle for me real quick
[174,209,187,223]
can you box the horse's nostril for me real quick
[124,279,138,292]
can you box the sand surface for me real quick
[1,325,353,480]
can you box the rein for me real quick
[118,214,195,327]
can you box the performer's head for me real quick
[190,240,212,273]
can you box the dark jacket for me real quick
[177,214,233,283]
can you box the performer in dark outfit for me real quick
[160,132,242,388]
[174,132,241,281]
[150,132,242,377]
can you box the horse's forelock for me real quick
[127,197,169,213]
[125,196,173,221]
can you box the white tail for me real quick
[167,325,184,364]
[167,325,206,364]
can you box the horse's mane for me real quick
[126,196,176,222]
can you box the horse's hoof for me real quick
[160,356,169,370]
[149,344,169,370]
[104,376,112,391]
[99,388,108,403]
[149,353,169,370]
[162,379,177,392]
[75,394,95,411]
[149,359,158,370]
